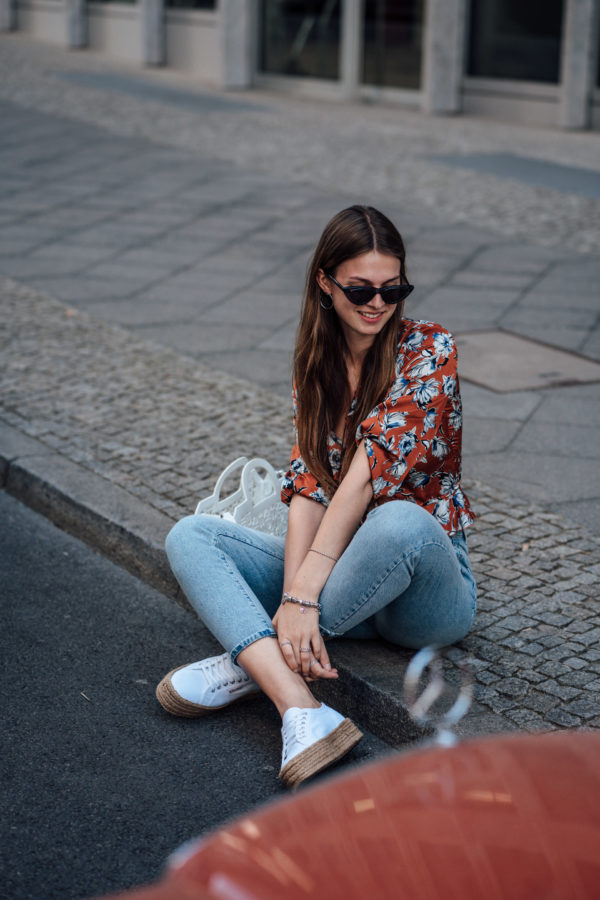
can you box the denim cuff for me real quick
[230,628,277,664]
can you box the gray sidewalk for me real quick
[1,34,599,741]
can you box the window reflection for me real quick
[165,0,215,7]
[260,0,341,80]
[362,0,424,89]
[468,0,564,84]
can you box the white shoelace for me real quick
[282,710,310,762]
[193,656,249,693]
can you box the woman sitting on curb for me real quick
[156,205,477,790]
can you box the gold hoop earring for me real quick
[320,292,333,311]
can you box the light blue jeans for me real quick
[165,500,477,663]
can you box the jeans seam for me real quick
[327,539,450,633]
[209,529,279,627]
[213,524,285,562]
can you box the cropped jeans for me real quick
[165,500,477,663]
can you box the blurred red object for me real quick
[100,731,600,900]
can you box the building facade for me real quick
[2,0,599,130]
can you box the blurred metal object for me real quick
[403,646,473,747]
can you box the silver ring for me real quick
[279,640,292,647]
[309,659,319,667]
[299,647,311,652]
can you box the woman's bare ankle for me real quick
[237,638,320,718]
[277,688,320,718]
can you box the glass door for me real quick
[467,0,564,83]
[362,0,425,90]
[260,0,342,81]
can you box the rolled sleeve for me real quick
[280,446,330,507]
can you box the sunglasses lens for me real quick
[382,285,414,303]
[332,275,414,306]
[345,287,376,305]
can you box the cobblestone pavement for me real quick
[1,34,599,739]
[1,35,600,255]
[0,35,599,531]
[2,278,599,735]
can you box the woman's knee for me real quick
[366,500,442,548]
[165,514,217,564]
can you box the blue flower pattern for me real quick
[281,319,475,535]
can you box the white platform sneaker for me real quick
[156,653,260,717]
[279,703,363,790]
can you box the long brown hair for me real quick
[294,205,408,499]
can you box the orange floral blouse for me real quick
[281,319,475,536]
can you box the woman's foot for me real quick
[156,653,260,717]
[279,703,363,790]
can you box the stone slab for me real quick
[464,451,599,504]
[461,416,523,454]
[460,382,541,421]
[431,153,600,199]
[456,330,600,391]
[55,70,272,114]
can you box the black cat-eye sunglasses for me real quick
[326,272,414,306]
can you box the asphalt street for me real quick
[0,491,390,900]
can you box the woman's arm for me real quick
[283,493,326,592]
[274,442,373,679]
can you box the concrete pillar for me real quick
[422,0,467,114]
[219,0,255,89]
[66,0,87,49]
[0,0,16,32]
[558,0,599,129]
[340,0,363,99]
[141,0,165,66]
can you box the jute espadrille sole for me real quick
[279,719,363,790]
[155,665,260,718]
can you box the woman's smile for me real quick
[357,309,385,322]
[319,250,400,350]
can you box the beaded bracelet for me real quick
[282,591,322,614]
[308,547,339,563]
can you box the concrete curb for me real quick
[0,421,426,748]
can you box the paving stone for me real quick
[496,614,539,631]
[504,708,550,731]
[583,628,600,644]
[496,678,530,699]
[522,692,560,714]
[545,708,584,728]
[565,656,593,670]
[565,621,594,635]
[517,669,547,685]
[473,686,517,714]
[553,590,587,604]
[480,626,512,643]
[538,680,584,702]
[538,661,571,679]
[543,643,587,662]
[558,671,597,688]
[566,699,600,720]
[474,669,500,686]
[539,612,575,628]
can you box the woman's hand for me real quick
[272,602,338,682]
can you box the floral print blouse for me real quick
[281,319,475,536]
